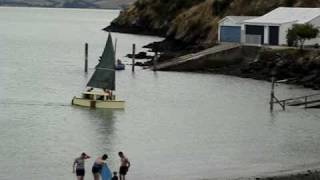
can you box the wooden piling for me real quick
[85,43,88,73]
[132,44,136,72]
[270,76,287,111]
[270,76,275,111]
[305,96,308,109]
[153,50,158,71]
[114,38,118,60]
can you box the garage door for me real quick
[220,26,241,43]
[245,25,264,44]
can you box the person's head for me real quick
[81,152,87,158]
[113,171,117,176]
[118,151,124,157]
[102,154,108,160]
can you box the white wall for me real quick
[279,22,294,45]
[305,15,320,45]
[218,25,221,42]
[264,26,269,44]
[241,24,245,43]
[219,18,237,26]
[278,16,320,46]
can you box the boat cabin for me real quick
[82,91,115,101]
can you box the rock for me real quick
[126,52,153,59]
[134,62,147,66]
[301,71,318,83]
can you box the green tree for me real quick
[287,24,319,49]
[287,27,298,47]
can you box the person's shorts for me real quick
[119,166,128,175]
[92,166,101,174]
[76,169,85,176]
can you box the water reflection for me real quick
[72,108,118,148]
[269,111,278,125]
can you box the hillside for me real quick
[0,0,134,9]
[107,0,320,49]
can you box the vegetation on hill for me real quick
[108,0,320,48]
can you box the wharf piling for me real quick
[153,50,158,71]
[114,38,118,60]
[84,43,88,73]
[132,44,136,72]
[270,77,320,111]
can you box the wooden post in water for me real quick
[85,43,88,73]
[132,44,136,72]
[270,76,275,111]
[305,96,308,109]
[114,38,118,60]
[153,50,158,71]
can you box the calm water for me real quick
[1,7,320,180]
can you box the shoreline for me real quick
[241,167,320,180]
[146,47,320,90]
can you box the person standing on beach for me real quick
[92,154,108,180]
[118,152,130,180]
[73,152,91,180]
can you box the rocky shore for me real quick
[143,46,320,90]
[223,48,320,90]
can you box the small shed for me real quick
[244,7,320,45]
[218,16,257,43]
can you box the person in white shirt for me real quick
[73,152,90,180]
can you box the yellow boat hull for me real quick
[72,97,125,109]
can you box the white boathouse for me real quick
[243,7,320,45]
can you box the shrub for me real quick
[287,24,319,49]
[287,27,298,47]
[212,0,233,16]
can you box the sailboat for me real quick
[72,33,125,109]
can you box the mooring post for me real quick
[132,44,136,72]
[153,50,158,71]
[270,76,275,111]
[85,43,88,73]
[114,38,118,60]
[305,96,308,109]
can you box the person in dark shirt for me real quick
[112,171,118,180]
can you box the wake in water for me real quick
[0,99,70,107]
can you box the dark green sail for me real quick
[87,33,115,90]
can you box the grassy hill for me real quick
[108,0,320,48]
[0,0,134,9]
